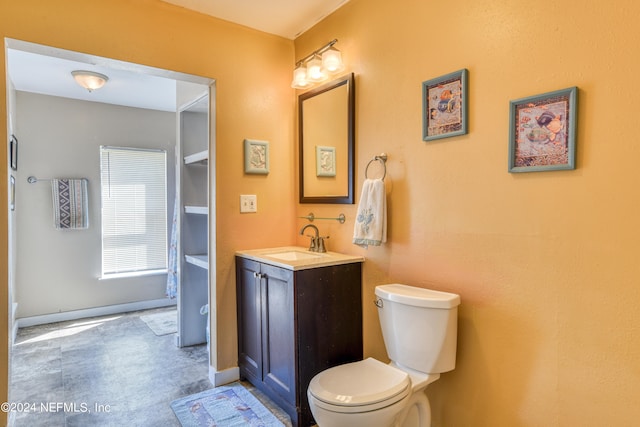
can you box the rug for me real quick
[171,383,285,427]
[140,310,177,336]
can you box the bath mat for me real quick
[171,382,285,427]
[140,310,177,336]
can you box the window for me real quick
[100,146,168,278]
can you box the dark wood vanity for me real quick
[235,249,363,426]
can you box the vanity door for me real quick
[236,258,263,383]
[261,264,296,405]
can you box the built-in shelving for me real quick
[176,91,210,348]
[184,206,207,215]
[185,254,209,270]
[184,150,208,165]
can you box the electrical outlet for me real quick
[240,195,257,213]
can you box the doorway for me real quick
[5,38,215,408]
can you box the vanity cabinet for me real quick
[235,255,363,427]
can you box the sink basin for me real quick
[266,251,324,261]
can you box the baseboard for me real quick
[209,365,240,387]
[11,321,19,346]
[15,298,177,329]
[7,409,16,427]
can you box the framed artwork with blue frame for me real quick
[422,69,468,141]
[508,86,577,173]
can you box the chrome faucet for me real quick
[299,224,328,253]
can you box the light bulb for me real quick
[322,47,344,73]
[291,64,309,89]
[306,54,327,82]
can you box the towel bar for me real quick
[299,212,346,224]
[27,176,50,183]
[28,176,89,184]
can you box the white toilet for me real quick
[307,284,460,427]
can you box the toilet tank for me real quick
[375,284,460,374]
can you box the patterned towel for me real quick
[52,179,89,230]
[353,178,387,248]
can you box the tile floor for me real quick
[9,307,291,427]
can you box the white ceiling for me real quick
[7,1,349,111]
[7,48,180,112]
[161,0,350,39]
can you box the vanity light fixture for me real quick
[306,54,327,82]
[321,46,344,73]
[71,70,109,92]
[291,39,344,89]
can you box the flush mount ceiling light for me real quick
[71,70,109,92]
[291,39,345,89]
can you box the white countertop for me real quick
[236,246,364,271]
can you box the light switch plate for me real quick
[240,195,257,213]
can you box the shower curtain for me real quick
[166,198,178,299]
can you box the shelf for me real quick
[184,206,208,215]
[185,254,208,270]
[184,150,208,165]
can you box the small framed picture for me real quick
[422,69,468,141]
[508,87,577,172]
[316,146,336,177]
[10,134,18,171]
[243,139,269,175]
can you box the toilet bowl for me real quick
[308,358,410,427]
[307,284,460,427]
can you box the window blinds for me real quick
[100,146,168,277]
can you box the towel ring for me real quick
[365,153,388,180]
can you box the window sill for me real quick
[99,269,168,280]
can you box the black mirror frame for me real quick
[299,73,355,204]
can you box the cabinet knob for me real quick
[253,272,265,279]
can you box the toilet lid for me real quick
[308,358,410,408]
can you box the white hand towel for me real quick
[353,178,387,248]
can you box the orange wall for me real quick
[0,0,296,422]
[296,0,640,425]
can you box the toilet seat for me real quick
[308,358,411,413]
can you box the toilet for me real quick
[307,284,460,427]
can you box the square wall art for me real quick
[508,87,577,172]
[422,69,468,141]
[244,139,269,174]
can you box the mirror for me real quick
[299,73,355,204]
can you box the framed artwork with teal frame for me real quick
[422,69,468,141]
[508,86,577,173]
